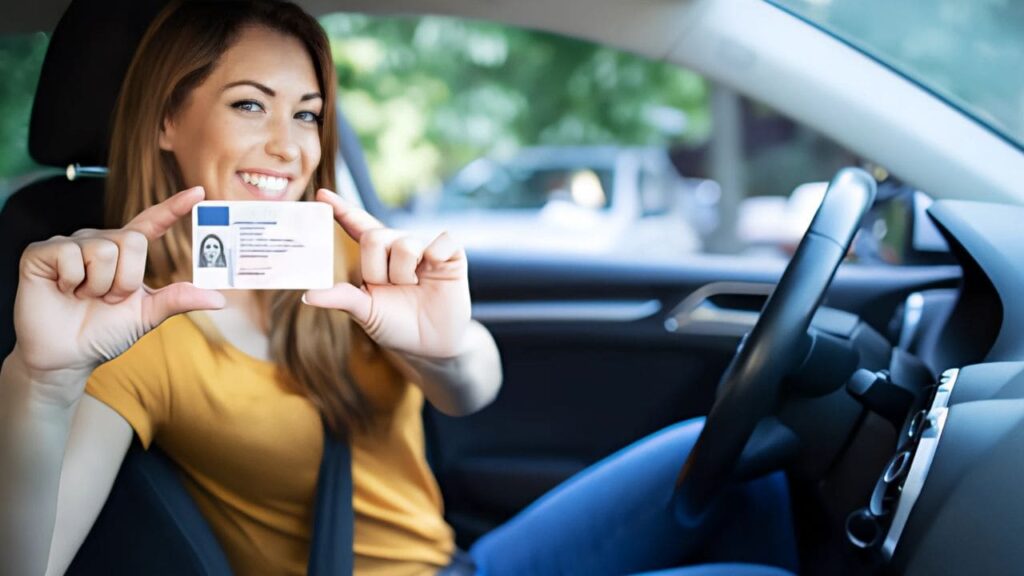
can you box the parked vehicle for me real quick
[393,146,717,260]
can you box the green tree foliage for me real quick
[322,14,710,206]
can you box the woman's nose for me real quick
[265,118,300,163]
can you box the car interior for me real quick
[1,0,1022,575]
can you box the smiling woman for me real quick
[96,2,479,573]
[103,0,374,440]
[0,1,504,574]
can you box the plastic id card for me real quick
[191,201,333,290]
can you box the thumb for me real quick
[142,282,226,327]
[303,282,372,324]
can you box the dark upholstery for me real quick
[66,428,353,576]
[29,0,165,167]
[0,176,104,359]
[65,440,234,575]
[309,428,356,576]
[2,0,356,574]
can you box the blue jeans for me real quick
[467,418,799,575]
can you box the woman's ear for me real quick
[159,116,176,152]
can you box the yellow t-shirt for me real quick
[84,313,455,575]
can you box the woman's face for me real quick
[159,25,323,202]
[202,237,222,264]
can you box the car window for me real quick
[0,18,914,265]
[321,13,898,263]
[0,33,49,210]
[770,0,1024,152]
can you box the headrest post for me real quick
[66,164,109,181]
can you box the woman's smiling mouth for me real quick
[237,170,292,200]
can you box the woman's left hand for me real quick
[302,189,471,358]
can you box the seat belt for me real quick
[307,424,355,576]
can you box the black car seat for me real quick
[0,0,369,573]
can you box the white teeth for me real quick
[240,172,288,192]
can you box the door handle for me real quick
[665,282,775,337]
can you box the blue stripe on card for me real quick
[198,206,229,226]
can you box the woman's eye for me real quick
[295,111,323,125]
[231,100,265,114]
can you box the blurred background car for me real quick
[391,146,719,259]
[736,181,825,256]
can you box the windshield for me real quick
[770,0,1024,150]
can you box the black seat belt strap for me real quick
[308,424,354,576]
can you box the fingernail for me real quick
[301,293,309,305]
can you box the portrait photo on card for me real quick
[198,233,227,268]
[192,205,236,288]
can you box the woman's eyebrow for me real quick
[223,80,275,95]
[222,80,322,102]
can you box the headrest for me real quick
[29,0,168,168]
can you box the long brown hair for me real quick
[107,0,369,437]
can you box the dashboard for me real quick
[847,200,1023,574]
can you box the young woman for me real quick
[0,2,796,575]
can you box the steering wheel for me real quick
[674,167,877,521]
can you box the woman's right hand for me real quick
[11,186,225,385]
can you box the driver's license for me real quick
[191,201,334,290]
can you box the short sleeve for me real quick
[85,326,172,448]
[340,226,359,284]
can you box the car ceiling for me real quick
[6,0,1024,206]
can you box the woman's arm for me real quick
[385,320,502,416]
[0,351,84,576]
[0,351,133,576]
[1,188,222,575]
